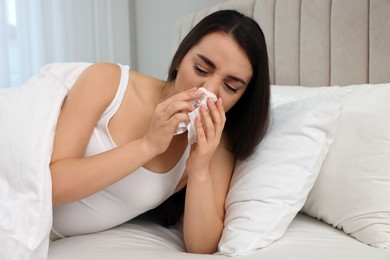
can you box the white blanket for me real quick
[0,63,89,260]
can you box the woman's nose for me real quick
[202,79,220,96]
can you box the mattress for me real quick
[48,213,390,260]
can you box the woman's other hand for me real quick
[186,98,226,174]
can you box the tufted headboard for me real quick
[173,0,390,87]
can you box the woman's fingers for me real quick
[214,98,226,135]
[196,98,225,144]
[207,99,225,135]
[157,88,203,121]
[160,88,202,112]
[195,116,206,145]
[200,104,215,141]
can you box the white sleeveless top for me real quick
[52,64,189,237]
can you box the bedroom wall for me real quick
[132,0,228,80]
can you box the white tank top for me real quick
[52,64,189,237]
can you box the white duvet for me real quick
[0,63,90,260]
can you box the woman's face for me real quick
[174,31,252,112]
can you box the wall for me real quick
[132,0,228,80]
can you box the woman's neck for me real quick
[158,80,178,103]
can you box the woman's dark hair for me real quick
[145,10,270,227]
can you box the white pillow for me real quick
[273,84,390,249]
[298,84,390,249]
[217,89,347,256]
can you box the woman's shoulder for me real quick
[67,62,122,110]
[82,62,121,82]
[77,62,121,89]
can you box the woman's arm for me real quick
[183,99,234,254]
[51,139,159,206]
[50,63,201,206]
[184,142,234,254]
[50,63,157,206]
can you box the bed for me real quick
[48,0,390,259]
[1,0,389,259]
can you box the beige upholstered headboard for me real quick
[174,0,390,87]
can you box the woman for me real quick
[50,10,270,254]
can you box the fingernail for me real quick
[192,88,202,96]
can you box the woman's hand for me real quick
[142,88,202,155]
[186,98,226,174]
[183,97,230,253]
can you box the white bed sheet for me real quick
[48,213,390,260]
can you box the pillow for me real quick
[300,84,390,249]
[273,84,390,249]
[217,89,347,256]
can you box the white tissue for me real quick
[174,87,217,144]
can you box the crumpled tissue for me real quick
[175,87,217,144]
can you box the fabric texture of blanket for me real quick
[0,67,69,260]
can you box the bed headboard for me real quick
[173,0,390,87]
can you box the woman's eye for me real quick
[225,83,238,93]
[193,64,209,75]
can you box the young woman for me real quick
[50,10,270,254]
